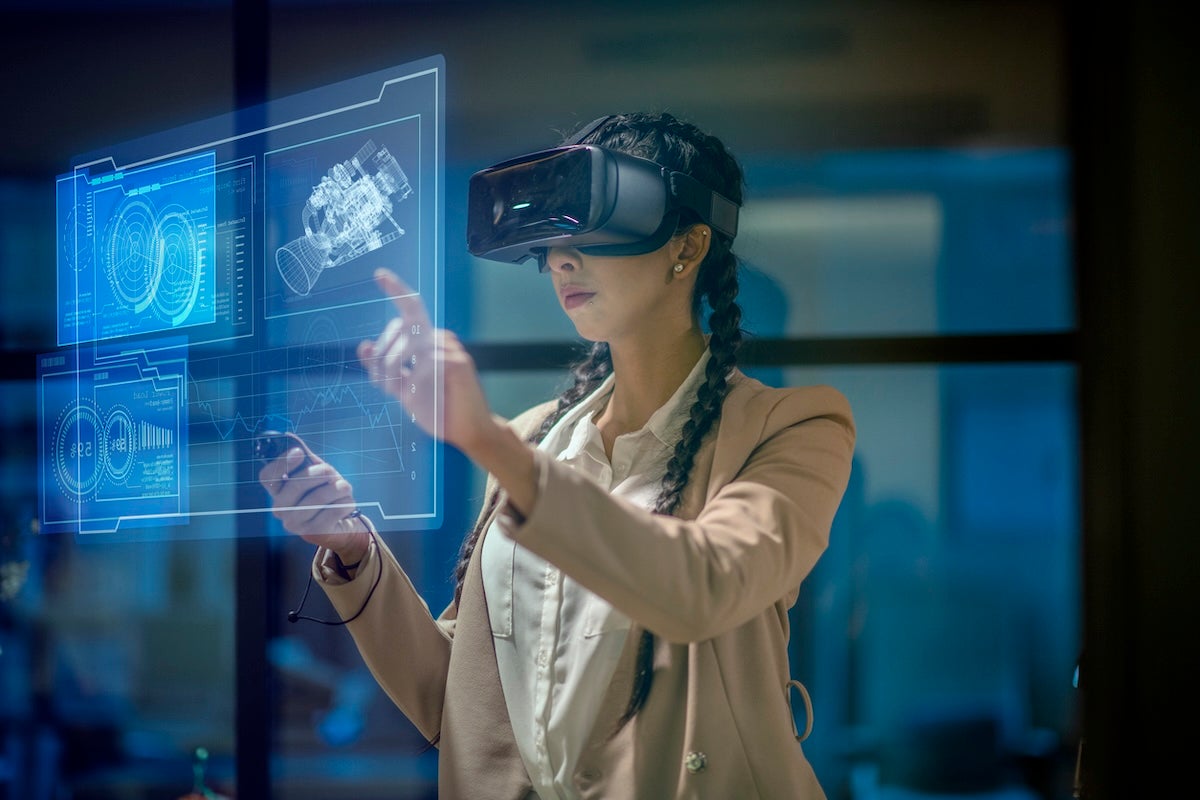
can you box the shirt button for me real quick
[537,650,548,666]
[684,751,707,774]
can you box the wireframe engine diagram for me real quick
[275,140,413,296]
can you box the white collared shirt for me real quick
[481,349,710,800]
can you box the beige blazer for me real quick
[318,371,855,799]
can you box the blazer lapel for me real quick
[439,497,533,799]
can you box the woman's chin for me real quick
[567,320,605,343]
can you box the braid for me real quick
[452,341,613,608]
[654,257,742,516]
[581,114,747,732]
[533,342,612,442]
[616,248,743,731]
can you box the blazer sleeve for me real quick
[496,383,855,644]
[316,534,452,743]
[311,400,558,740]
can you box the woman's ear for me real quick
[674,224,712,269]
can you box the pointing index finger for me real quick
[375,268,431,329]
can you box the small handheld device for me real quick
[255,429,381,627]
[253,430,314,468]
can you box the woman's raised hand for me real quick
[357,268,499,456]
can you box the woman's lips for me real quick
[561,289,596,309]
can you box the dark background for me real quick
[0,2,1196,798]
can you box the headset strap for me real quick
[669,171,740,239]
[566,115,615,145]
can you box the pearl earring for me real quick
[673,263,684,274]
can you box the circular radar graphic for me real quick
[104,197,161,313]
[104,405,137,484]
[52,399,107,501]
[61,202,93,273]
[152,205,203,325]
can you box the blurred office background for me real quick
[0,1,1194,798]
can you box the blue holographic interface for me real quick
[38,340,190,534]
[40,55,445,538]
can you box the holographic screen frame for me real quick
[40,55,445,538]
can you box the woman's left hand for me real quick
[257,437,371,563]
[357,268,499,455]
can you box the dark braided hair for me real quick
[452,111,746,730]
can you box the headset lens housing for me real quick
[467,144,738,266]
[468,147,598,256]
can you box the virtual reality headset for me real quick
[467,141,740,268]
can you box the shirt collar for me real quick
[641,348,711,448]
[545,346,713,458]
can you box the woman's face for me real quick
[543,243,695,346]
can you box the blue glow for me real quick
[38,339,190,534]
[56,152,217,345]
[39,55,446,539]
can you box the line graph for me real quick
[183,304,436,526]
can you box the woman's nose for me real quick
[541,248,577,274]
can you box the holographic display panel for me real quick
[38,340,189,534]
[57,153,217,345]
[39,55,445,538]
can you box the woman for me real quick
[260,112,855,799]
